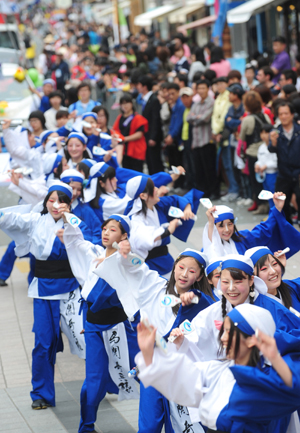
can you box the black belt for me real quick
[146,245,168,261]
[34,259,74,279]
[87,304,128,325]
[207,430,227,433]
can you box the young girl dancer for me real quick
[94,247,215,433]
[202,193,300,260]
[0,182,90,409]
[245,246,300,311]
[60,214,140,433]
[125,175,202,276]
[136,303,300,433]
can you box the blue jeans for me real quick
[221,145,239,194]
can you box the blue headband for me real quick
[48,184,73,200]
[91,162,110,179]
[41,130,54,144]
[67,132,87,145]
[215,212,234,224]
[43,79,55,86]
[228,308,255,336]
[221,259,253,275]
[109,214,130,236]
[180,251,207,268]
[206,260,222,276]
[82,112,97,121]
[134,176,148,200]
[81,159,95,168]
[249,248,273,266]
[52,154,63,172]
[61,174,83,184]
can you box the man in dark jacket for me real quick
[269,102,300,224]
[51,49,70,95]
[137,75,164,174]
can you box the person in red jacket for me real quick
[113,93,148,172]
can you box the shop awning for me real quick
[134,4,182,27]
[177,14,216,35]
[168,2,205,24]
[227,0,285,24]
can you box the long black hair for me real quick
[165,255,215,315]
[138,178,155,216]
[216,219,245,243]
[90,166,116,209]
[218,317,260,367]
[220,268,255,318]
[77,161,90,179]
[255,254,292,309]
[41,190,71,215]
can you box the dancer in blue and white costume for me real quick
[136,303,300,433]
[0,182,90,409]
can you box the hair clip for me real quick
[249,291,255,298]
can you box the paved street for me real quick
[0,188,299,433]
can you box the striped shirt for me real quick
[186,96,214,149]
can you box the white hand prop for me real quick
[169,166,185,175]
[93,146,108,156]
[82,121,122,141]
[168,319,195,343]
[140,311,168,353]
[160,294,199,308]
[200,198,218,218]
[63,212,80,227]
[258,190,286,201]
[112,241,144,265]
[276,247,290,257]
[168,206,197,221]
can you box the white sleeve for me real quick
[129,221,164,259]
[3,129,31,162]
[136,348,207,408]
[63,223,104,286]
[102,195,130,221]
[16,177,48,205]
[0,211,39,246]
[202,222,224,260]
[265,152,278,170]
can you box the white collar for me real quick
[143,91,153,103]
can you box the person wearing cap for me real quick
[136,303,300,433]
[179,86,197,189]
[93,247,214,433]
[202,193,300,262]
[51,48,70,94]
[0,182,92,410]
[186,79,217,198]
[63,132,90,168]
[220,83,245,203]
[44,91,67,130]
[68,82,100,118]
[245,246,300,312]
[62,213,141,433]
[60,169,101,245]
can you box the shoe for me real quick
[31,399,51,410]
[220,193,230,202]
[236,197,245,206]
[228,192,239,202]
[0,278,8,286]
[248,202,258,212]
[111,102,120,110]
[243,198,253,207]
[252,204,269,215]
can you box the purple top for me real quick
[271,51,291,83]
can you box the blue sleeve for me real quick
[159,194,189,214]
[225,116,241,131]
[150,172,172,187]
[39,96,50,113]
[238,207,300,257]
[86,134,100,152]
[100,136,112,150]
[84,205,102,246]
[115,167,143,184]
[69,103,75,113]
[56,126,71,137]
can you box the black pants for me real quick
[247,155,263,205]
[193,143,219,197]
[275,174,300,224]
[164,143,184,188]
[122,155,144,173]
[146,141,164,175]
[182,140,197,189]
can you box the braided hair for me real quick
[220,268,255,318]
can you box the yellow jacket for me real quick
[211,90,232,135]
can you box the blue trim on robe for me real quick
[72,201,102,245]
[234,207,300,257]
[217,353,300,433]
[283,278,300,312]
